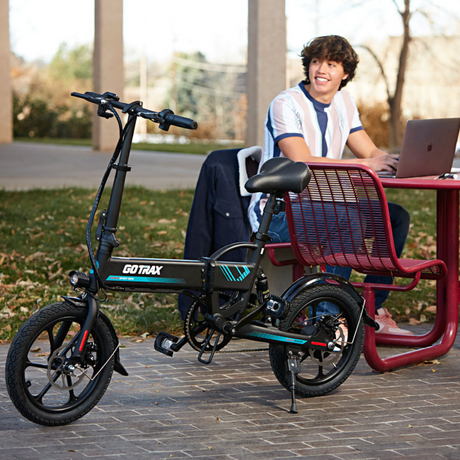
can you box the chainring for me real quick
[184,295,232,353]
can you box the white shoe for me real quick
[375,308,413,335]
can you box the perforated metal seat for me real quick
[285,164,446,281]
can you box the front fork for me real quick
[71,235,115,361]
[71,277,99,361]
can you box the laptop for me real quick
[377,118,460,179]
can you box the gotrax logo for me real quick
[122,264,163,275]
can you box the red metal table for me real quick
[364,175,460,370]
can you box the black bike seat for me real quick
[245,157,311,194]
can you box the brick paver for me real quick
[1,325,460,460]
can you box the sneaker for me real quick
[375,307,413,335]
[335,319,348,345]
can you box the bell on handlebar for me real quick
[97,104,113,119]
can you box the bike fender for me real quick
[280,273,362,304]
[62,296,129,376]
[279,274,378,329]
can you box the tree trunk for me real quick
[388,0,412,151]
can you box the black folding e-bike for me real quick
[5,91,372,426]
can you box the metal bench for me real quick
[283,162,447,372]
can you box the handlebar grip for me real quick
[71,92,87,99]
[163,112,198,130]
[71,91,101,103]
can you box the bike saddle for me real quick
[245,157,311,194]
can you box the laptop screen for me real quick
[390,118,460,179]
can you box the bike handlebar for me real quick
[71,91,198,130]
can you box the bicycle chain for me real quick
[216,347,269,354]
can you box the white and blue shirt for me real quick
[249,83,364,232]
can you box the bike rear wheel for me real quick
[5,301,116,426]
[269,285,364,398]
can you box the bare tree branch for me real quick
[355,44,392,103]
[391,0,403,14]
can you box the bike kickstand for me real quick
[287,351,302,414]
[197,329,222,365]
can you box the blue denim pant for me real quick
[267,202,410,314]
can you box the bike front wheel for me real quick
[269,285,364,398]
[5,301,116,426]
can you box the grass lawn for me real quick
[0,185,442,342]
[0,187,194,342]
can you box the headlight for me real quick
[68,271,90,288]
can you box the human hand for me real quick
[363,153,399,173]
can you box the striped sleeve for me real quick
[269,92,305,145]
[341,90,363,134]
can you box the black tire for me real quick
[5,301,116,426]
[269,285,364,398]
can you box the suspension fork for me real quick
[72,113,138,361]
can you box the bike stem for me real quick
[95,113,137,273]
[73,113,137,360]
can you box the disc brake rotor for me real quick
[47,345,88,391]
[308,326,345,366]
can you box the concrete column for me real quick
[93,0,124,151]
[246,0,286,147]
[0,0,13,143]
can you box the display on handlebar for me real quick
[71,91,198,131]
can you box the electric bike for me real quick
[5,91,372,426]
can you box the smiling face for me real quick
[306,58,349,104]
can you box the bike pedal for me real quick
[154,331,179,357]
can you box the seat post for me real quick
[248,194,279,266]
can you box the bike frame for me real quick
[5,91,371,424]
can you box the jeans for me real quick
[267,202,410,314]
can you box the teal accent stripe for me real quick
[236,265,250,281]
[245,331,308,345]
[220,265,251,282]
[106,275,186,284]
[220,265,236,281]
[226,266,237,281]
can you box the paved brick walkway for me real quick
[1,326,460,460]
